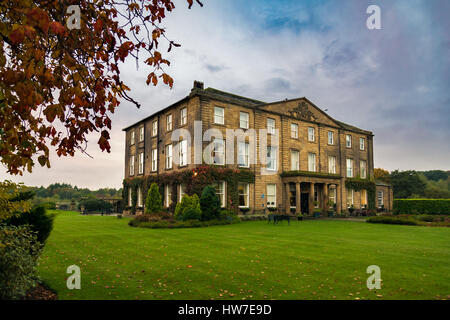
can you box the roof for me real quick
[122,82,373,135]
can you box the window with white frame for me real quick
[346,158,353,177]
[137,186,143,207]
[138,152,144,174]
[238,183,249,208]
[152,120,158,136]
[166,114,172,131]
[238,142,249,168]
[213,138,225,165]
[214,106,224,124]
[360,137,365,150]
[213,181,226,207]
[267,146,277,170]
[266,184,276,208]
[179,140,188,166]
[240,112,249,129]
[179,184,185,202]
[346,188,354,208]
[129,154,135,176]
[180,107,187,125]
[291,123,298,139]
[128,188,132,207]
[165,184,172,207]
[151,148,157,171]
[308,127,315,142]
[329,187,336,205]
[308,152,316,172]
[328,131,334,145]
[328,155,336,174]
[291,150,299,171]
[346,134,352,148]
[361,189,368,208]
[267,118,275,134]
[130,131,135,145]
[377,190,384,207]
[360,160,367,179]
[165,144,172,169]
[139,127,144,142]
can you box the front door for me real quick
[301,193,309,215]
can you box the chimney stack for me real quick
[193,80,204,90]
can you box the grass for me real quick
[37,211,450,300]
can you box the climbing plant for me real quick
[345,178,376,209]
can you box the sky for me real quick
[1,0,449,189]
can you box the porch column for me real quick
[309,182,314,216]
[296,182,301,214]
[284,183,290,214]
[322,183,328,212]
[336,183,342,214]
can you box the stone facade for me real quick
[123,81,393,215]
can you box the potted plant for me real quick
[348,204,355,215]
[240,207,250,215]
[327,200,335,217]
[297,213,303,221]
[268,206,277,213]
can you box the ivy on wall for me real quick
[123,165,255,213]
[345,178,376,209]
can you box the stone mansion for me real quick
[123,81,393,215]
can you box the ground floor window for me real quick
[377,190,384,207]
[213,181,226,207]
[128,188,132,207]
[346,188,354,208]
[137,187,143,208]
[329,186,336,205]
[238,183,249,208]
[267,184,276,208]
[361,189,368,208]
[314,186,319,208]
[165,184,172,207]
[289,183,296,209]
[179,184,185,202]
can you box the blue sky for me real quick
[1,0,449,189]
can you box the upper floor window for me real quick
[166,114,172,131]
[152,120,158,136]
[130,131,135,145]
[267,146,277,170]
[240,112,249,129]
[180,108,187,126]
[328,155,336,174]
[346,158,354,177]
[139,127,144,142]
[266,184,277,208]
[165,144,173,169]
[308,152,316,172]
[129,154,135,176]
[360,137,365,150]
[238,142,249,168]
[179,140,188,166]
[328,131,334,145]
[213,138,225,165]
[213,181,226,207]
[238,183,249,208]
[291,123,298,139]
[267,118,275,134]
[290,150,299,171]
[214,106,224,124]
[360,160,367,179]
[346,134,352,148]
[308,127,315,142]
[138,152,144,174]
[151,148,157,172]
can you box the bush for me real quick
[366,216,419,226]
[145,183,162,214]
[393,199,450,215]
[79,198,113,213]
[134,218,239,229]
[200,186,221,221]
[0,224,42,299]
[181,207,202,221]
[174,194,201,221]
[6,205,55,243]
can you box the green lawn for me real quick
[38,211,450,300]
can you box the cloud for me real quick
[1,0,449,188]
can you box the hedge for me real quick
[393,199,450,215]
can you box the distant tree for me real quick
[420,170,449,182]
[0,181,32,222]
[145,183,162,214]
[374,168,390,183]
[390,170,426,199]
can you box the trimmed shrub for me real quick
[174,194,201,221]
[145,183,162,213]
[0,224,42,299]
[200,186,221,221]
[393,199,450,215]
[181,207,202,221]
[6,205,55,243]
[79,198,113,213]
[366,216,419,226]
